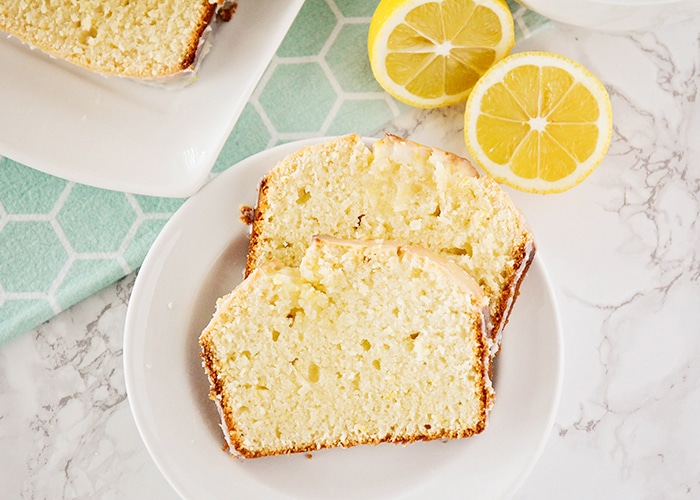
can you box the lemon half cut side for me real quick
[368,0,515,108]
[464,51,614,194]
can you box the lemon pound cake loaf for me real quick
[246,134,535,345]
[200,236,493,458]
[0,0,234,80]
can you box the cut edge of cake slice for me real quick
[0,0,237,83]
[244,133,535,347]
[200,235,494,458]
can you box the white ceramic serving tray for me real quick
[0,0,304,197]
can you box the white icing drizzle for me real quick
[492,237,536,353]
[135,1,237,89]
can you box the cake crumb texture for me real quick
[200,236,493,458]
[0,0,222,78]
[247,133,535,340]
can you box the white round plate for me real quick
[124,137,564,499]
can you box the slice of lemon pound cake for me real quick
[200,236,493,458]
[0,0,233,80]
[247,134,535,344]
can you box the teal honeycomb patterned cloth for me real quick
[0,0,550,345]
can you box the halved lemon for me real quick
[368,0,515,108]
[464,51,613,193]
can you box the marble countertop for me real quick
[2,16,700,499]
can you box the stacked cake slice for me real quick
[200,134,535,458]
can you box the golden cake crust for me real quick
[203,318,490,458]
[201,237,494,458]
[0,0,223,79]
[245,133,535,342]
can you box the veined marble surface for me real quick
[2,16,700,499]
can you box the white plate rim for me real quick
[124,136,564,499]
